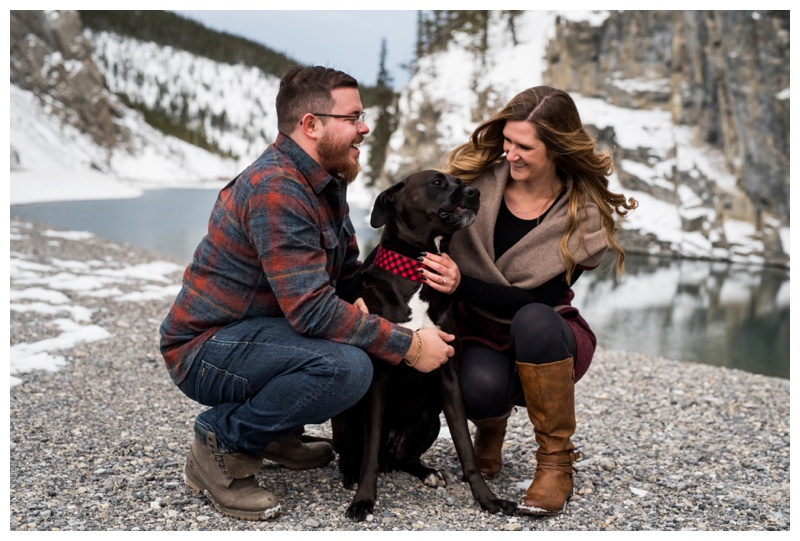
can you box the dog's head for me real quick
[370,170,480,249]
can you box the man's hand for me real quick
[354,297,369,314]
[404,328,455,373]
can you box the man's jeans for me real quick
[178,317,373,456]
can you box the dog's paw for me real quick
[482,498,517,516]
[422,470,446,488]
[346,500,375,522]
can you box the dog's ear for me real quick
[370,180,406,228]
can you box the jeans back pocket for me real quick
[194,360,254,406]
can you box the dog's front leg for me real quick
[346,366,390,522]
[439,362,517,516]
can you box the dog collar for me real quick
[373,245,426,284]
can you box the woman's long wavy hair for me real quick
[442,86,638,281]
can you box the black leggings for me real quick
[458,303,577,420]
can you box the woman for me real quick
[419,86,637,515]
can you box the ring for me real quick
[442,277,447,284]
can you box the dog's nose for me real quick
[464,186,479,199]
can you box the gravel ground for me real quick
[9,217,791,532]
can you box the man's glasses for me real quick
[312,112,366,126]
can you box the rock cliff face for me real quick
[543,11,789,265]
[10,10,129,157]
[385,11,789,267]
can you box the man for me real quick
[159,66,455,521]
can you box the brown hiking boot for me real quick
[471,410,511,478]
[262,428,334,470]
[184,428,281,521]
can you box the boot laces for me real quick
[211,447,231,479]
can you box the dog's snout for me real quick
[464,186,479,199]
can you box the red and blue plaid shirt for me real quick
[160,134,411,384]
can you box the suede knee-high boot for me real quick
[516,357,579,515]
[470,409,512,478]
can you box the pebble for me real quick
[9,218,790,531]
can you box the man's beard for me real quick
[318,132,363,185]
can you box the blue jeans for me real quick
[178,317,373,456]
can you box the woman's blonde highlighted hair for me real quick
[442,86,638,281]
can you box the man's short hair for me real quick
[276,66,359,135]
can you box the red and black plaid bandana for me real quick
[373,245,426,284]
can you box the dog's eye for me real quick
[431,178,443,187]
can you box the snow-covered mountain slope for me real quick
[10,10,789,266]
[88,29,281,166]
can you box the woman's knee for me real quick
[510,304,575,364]
[510,303,562,337]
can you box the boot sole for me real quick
[262,449,335,470]
[517,504,563,516]
[184,466,281,521]
[517,495,570,516]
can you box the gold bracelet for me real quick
[404,330,423,367]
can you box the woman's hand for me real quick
[419,252,461,294]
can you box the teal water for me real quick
[11,188,789,379]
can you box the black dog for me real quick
[331,170,517,521]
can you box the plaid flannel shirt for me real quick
[159,134,411,384]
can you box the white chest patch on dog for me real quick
[406,290,438,330]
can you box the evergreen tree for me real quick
[415,11,425,63]
[366,39,398,188]
[504,10,523,46]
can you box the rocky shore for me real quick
[9,217,790,532]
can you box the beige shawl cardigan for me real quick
[449,161,608,325]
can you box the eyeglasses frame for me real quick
[310,112,366,126]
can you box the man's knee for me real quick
[331,347,373,410]
[344,349,373,395]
